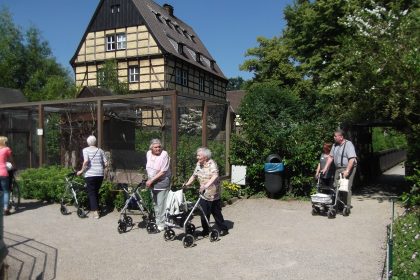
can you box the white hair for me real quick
[87,135,97,146]
[197,147,212,159]
[149,138,162,150]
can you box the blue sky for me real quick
[1,0,293,79]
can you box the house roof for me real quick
[71,0,226,80]
[226,90,246,113]
[0,87,27,104]
[77,86,113,98]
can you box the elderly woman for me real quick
[145,139,171,231]
[77,135,107,219]
[0,136,14,215]
[185,147,229,236]
[315,142,335,188]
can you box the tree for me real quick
[237,0,419,195]
[0,7,76,101]
[227,76,245,91]
[98,59,129,95]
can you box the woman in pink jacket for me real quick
[0,136,14,215]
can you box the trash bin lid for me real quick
[264,162,284,172]
[266,154,282,163]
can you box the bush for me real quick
[230,83,333,197]
[404,165,420,208]
[392,211,420,279]
[18,166,116,210]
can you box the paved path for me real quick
[3,164,406,280]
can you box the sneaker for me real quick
[200,231,209,237]
[93,211,100,219]
[157,225,165,231]
[4,209,10,216]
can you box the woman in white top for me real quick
[145,139,171,231]
[77,135,108,219]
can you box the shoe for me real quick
[93,211,100,219]
[220,230,229,236]
[200,231,209,237]
[157,225,164,231]
[4,209,10,216]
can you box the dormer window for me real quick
[196,52,201,63]
[155,12,162,22]
[165,19,173,29]
[111,5,120,14]
[210,60,216,70]
[178,43,184,55]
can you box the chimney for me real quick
[163,4,174,17]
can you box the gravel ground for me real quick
[3,164,405,280]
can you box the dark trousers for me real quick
[85,176,103,211]
[199,198,228,233]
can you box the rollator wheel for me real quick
[163,229,176,241]
[118,221,127,234]
[60,205,68,215]
[311,207,318,216]
[182,234,194,248]
[343,207,350,216]
[186,223,196,235]
[327,209,336,219]
[77,208,86,218]
[209,229,219,242]
[146,222,158,233]
[124,215,133,227]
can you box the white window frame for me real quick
[116,33,126,50]
[129,66,139,83]
[106,35,116,51]
[175,68,188,86]
[199,75,204,91]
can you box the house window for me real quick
[178,43,184,55]
[129,66,139,83]
[199,75,205,91]
[116,33,126,50]
[106,33,126,51]
[175,68,188,86]
[106,35,116,51]
[208,79,214,94]
[111,5,120,13]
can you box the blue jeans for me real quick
[0,176,10,210]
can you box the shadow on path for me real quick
[4,231,58,280]
[354,163,410,202]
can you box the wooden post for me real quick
[225,104,231,176]
[38,104,44,167]
[202,100,208,147]
[96,100,103,148]
[171,93,178,176]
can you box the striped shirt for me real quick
[82,147,107,177]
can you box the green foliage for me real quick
[19,166,73,201]
[98,59,129,95]
[0,8,75,101]
[230,83,332,196]
[227,76,246,90]
[372,127,408,152]
[404,166,420,207]
[392,211,420,279]
[221,181,241,202]
[135,129,162,152]
[18,166,117,211]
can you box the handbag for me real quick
[338,173,349,192]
